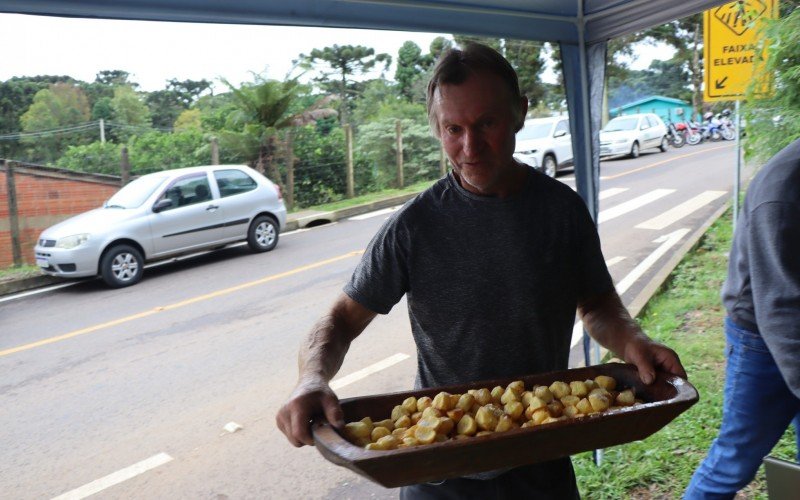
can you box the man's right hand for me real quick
[276,377,345,447]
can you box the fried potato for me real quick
[588,392,611,412]
[375,419,395,431]
[395,414,412,429]
[507,380,525,395]
[504,400,524,420]
[616,389,636,406]
[447,408,465,423]
[417,396,433,412]
[402,396,418,414]
[414,425,437,444]
[594,375,617,391]
[344,421,371,440]
[456,393,475,412]
[490,386,505,404]
[473,388,492,406]
[560,395,580,407]
[438,417,455,435]
[495,415,516,433]
[371,426,391,442]
[432,392,455,411]
[391,405,410,422]
[576,397,593,414]
[534,386,554,403]
[549,381,571,399]
[476,404,502,431]
[457,414,478,436]
[569,381,588,398]
[500,387,521,404]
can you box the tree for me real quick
[744,6,800,161]
[146,79,213,129]
[0,75,75,159]
[395,41,433,102]
[109,85,152,141]
[174,109,202,130]
[299,45,391,124]
[20,83,92,163]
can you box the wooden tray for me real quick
[312,363,698,488]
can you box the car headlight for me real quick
[55,233,90,249]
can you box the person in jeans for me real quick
[276,42,686,499]
[685,138,800,499]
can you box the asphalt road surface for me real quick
[0,141,747,499]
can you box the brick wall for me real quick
[1,161,120,267]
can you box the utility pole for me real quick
[99,119,106,143]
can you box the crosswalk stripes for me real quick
[635,190,726,230]
[598,188,676,224]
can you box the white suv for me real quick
[514,116,574,177]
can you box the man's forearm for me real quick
[578,290,645,358]
[297,293,377,384]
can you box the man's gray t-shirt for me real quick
[344,167,614,389]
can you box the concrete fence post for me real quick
[211,137,220,165]
[395,120,404,188]
[4,160,23,266]
[120,147,130,186]
[345,124,354,198]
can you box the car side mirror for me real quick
[152,199,173,213]
[554,130,567,138]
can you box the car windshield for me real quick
[603,117,639,132]
[516,122,553,141]
[105,175,168,209]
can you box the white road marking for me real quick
[51,453,173,500]
[330,353,410,390]
[348,206,401,221]
[570,228,690,348]
[599,187,629,201]
[282,228,311,236]
[0,282,80,303]
[598,189,675,224]
[635,190,726,230]
[605,256,626,268]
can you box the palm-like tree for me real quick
[221,76,336,208]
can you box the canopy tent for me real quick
[0,0,728,218]
[0,0,729,369]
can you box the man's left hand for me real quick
[623,337,687,385]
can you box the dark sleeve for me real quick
[574,199,615,301]
[749,201,800,397]
[343,212,410,315]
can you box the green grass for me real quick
[0,264,42,283]
[573,211,797,499]
[289,178,435,213]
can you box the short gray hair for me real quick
[426,42,525,137]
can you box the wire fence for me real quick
[1,119,447,209]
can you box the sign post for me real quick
[703,0,777,225]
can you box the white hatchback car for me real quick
[514,116,573,177]
[600,113,669,158]
[34,165,287,288]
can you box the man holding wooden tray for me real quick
[277,42,687,498]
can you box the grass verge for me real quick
[0,264,42,283]
[573,210,797,499]
[289,179,433,213]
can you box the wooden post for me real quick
[4,160,23,266]
[120,147,130,186]
[395,119,404,188]
[440,143,447,176]
[211,136,220,165]
[286,130,295,209]
[345,124,354,198]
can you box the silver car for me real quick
[34,165,287,288]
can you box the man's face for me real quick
[433,72,527,197]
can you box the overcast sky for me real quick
[1,13,668,92]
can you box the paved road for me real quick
[0,142,746,499]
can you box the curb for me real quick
[0,191,425,298]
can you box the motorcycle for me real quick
[677,120,703,145]
[665,120,685,148]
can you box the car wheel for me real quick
[248,215,279,252]
[100,244,144,288]
[659,136,669,152]
[542,155,557,177]
[630,141,640,158]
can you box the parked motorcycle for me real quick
[677,120,703,145]
[665,120,685,148]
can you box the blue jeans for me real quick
[684,318,800,499]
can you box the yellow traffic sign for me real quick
[704,0,778,102]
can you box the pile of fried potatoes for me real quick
[343,375,643,451]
